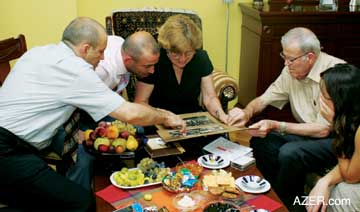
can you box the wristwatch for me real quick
[279,121,287,135]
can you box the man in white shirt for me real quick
[95,32,160,94]
[79,32,161,131]
[228,27,345,210]
[0,17,185,212]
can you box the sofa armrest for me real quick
[212,69,238,112]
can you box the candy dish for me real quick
[235,176,271,194]
[175,162,203,177]
[240,175,266,190]
[162,171,197,193]
[173,193,199,211]
[197,154,230,169]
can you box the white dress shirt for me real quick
[95,35,130,92]
[260,52,345,125]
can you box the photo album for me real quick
[155,112,240,142]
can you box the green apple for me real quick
[94,137,110,150]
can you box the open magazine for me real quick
[203,136,255,170]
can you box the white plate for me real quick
[110,168,162,189]
[197,154,230,169]
[235,176,271,194]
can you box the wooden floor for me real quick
[229,130,252,147]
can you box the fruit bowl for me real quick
[83,141,136,157]
[82,136,145,157]
[82,120,146,157]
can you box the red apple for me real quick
[98,144,109,153]
[95,126,108,137]
[120,131,130,139]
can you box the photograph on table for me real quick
[156,112,239,142]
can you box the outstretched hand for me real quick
[248,119,276,137]
[159,109,186,134]
[227,107,249,127]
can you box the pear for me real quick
[126,135,139,151]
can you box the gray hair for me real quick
[122,31,160,61]
[281,27,321,56]
[62,17,106,48]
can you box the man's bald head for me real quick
[62,17,108,67]
[122,31,160,61]
[62,17,107,48]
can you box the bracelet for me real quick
[279,121,287,135]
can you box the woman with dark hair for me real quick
[307,63,360,212]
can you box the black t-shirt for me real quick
[139,48,213,114]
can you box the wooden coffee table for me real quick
[94,164,289,212]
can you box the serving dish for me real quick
[172,192,199,211]
[202,200,241,212]
[235,175,271,194]
[162,174,197,193]
[175,162,203,177]
[110,168,162,189]
[197,154,230,169]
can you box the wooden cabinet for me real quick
[238,3,360,121]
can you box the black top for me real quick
[139,48,213,114]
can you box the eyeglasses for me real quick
[280,51,309,64]
[167,50,195,59]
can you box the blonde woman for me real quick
[135,14,230,124]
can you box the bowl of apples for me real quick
[83,120,145,157]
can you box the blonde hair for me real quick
[158,14,202,52]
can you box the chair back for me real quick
[0,34,27,86]
[107,8,202,40]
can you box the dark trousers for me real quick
[250,131,337,206]
[0,127,95,212]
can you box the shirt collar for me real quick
[117,48,128,76]
[306,52,324,83]
[59,41,76,56]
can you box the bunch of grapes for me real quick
[113,158,170,187]
[113,168,145,187]
[111,120,136,135]
[137,158,170,183]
